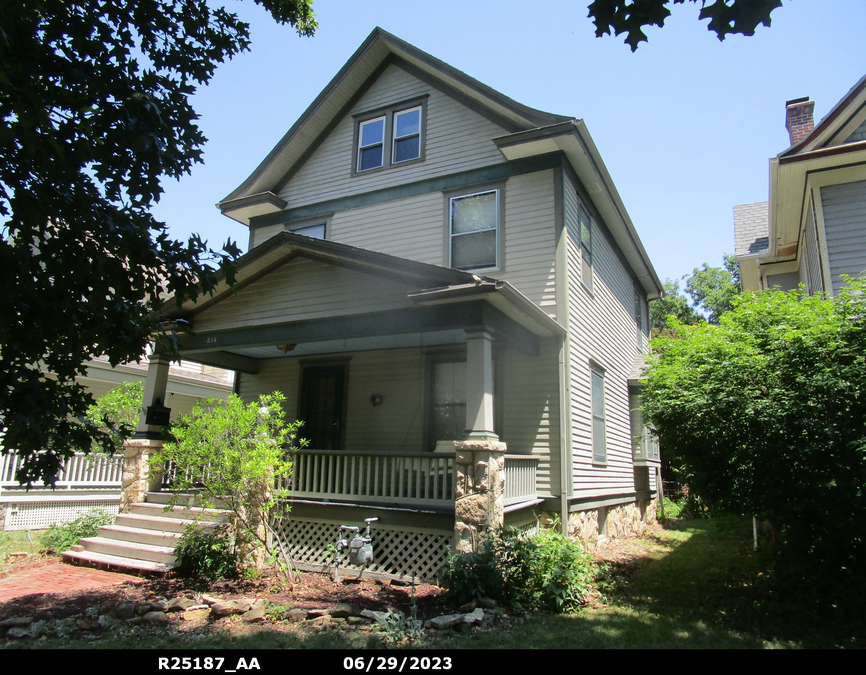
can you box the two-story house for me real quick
[735,74,866,294]
[112,28,663,580]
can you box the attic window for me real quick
[358,116,386,171]
[353,97,427,174]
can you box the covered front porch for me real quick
[126,233,563,577]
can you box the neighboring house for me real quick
[736,75,866,294]
[0,357,233,530]
[131,28,663,580]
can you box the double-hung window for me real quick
[392,106,421,164]
[579,204,593,290]
[591,365,607,464]
[449,189,499,270]
[357,116,386,172]
[355,99,425,173]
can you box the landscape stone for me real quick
[150,600,168,612]
[5,626,31,639]
[142,611,171,624]
[478,597,497,609]
[242,607,265,623]
[458,600,477,613]
[330,603,360,618]
[211,599,254,617]
[167,598,198,612]
[427,613,463,630]
[181,609,211,622]
[0,616,34,628]
[360,609,388,622]
[115,603,136,620]
[288,609,310,622]
[200,594,220,605]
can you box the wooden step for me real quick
[98,524,183,547]
[114,512,222,534]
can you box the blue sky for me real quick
[152,0,866,285]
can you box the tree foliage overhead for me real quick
[588,0,784,50]
[643,280,866,595]
[684,253,741,324]
[650,279,702,331]
[0,1,315,484]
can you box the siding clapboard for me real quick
[821,180,866,294]
[563,173,646,498]
[280,63,509,209]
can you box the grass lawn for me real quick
[4,516,864,649]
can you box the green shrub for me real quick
[174,524,240,580]
[439,526,595,613]
[41,510,114,553]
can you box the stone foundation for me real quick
[453,439,506,554]
[548,496,659,550]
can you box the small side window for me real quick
[579,204,593,291]
[357,116,385,172]
[289,222,326,239]
[591,366,606,464]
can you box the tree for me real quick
[157,392,305,580]
[84,381,144,453]
[643,280,866,599]
[650,279,702,331]
[588,0,784,50]
[684,253,741,324]
[0,1,316,485]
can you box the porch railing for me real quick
[503,455,539,506]
[0,451,123,491]
[288,450,455,509]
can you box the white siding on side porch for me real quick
[563,173,647,499]
[278,63,509,209]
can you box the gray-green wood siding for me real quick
[799,196,824,294]
[563,173,648,499]
[279,63,509,209]
[821,180,866,294]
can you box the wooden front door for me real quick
[299,365,346,450]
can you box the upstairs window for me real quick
[393,107,421,163]
[449,189,499,270]
[357,116,386,171]
[354,98,426,174]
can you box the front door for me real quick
[299,365,346,450]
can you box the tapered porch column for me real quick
[464,328,497,440]
[454,328,505,553]
[122,352,171,510]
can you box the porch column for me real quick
[121,353,170,510]
[455,327,505,553]
[464,328,497,440]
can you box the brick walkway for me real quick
[0,560,144,604]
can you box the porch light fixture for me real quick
[370,394,383,407]
[277,344,297,354]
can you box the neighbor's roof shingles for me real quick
[734,201,770,258]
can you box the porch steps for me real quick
[61,493,231,575]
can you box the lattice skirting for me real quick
[3,500,119,531]
[274,517,451,582]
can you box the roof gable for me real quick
[218,28,569,220]
[780,74,866,157]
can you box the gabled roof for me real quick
[733,201,769,258]
[779,74,866,159]
[218,27,569,213]
[160,231,565,339]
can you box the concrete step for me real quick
[114,512,220,534]
[145,492,230,510]
[61,499,232,576]
[78,536,177,564]
[129,502,230,523]
[61,549,174,574]
[98,524,183,548]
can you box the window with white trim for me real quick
[392,106,421,164]
[591,365,606,464]
[449,189,499,270]
[354,100,425,174]
[357,116,386,172]
[289,222,326,239]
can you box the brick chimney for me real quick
[785,96,815,145]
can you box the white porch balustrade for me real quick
[0,451,123,491]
